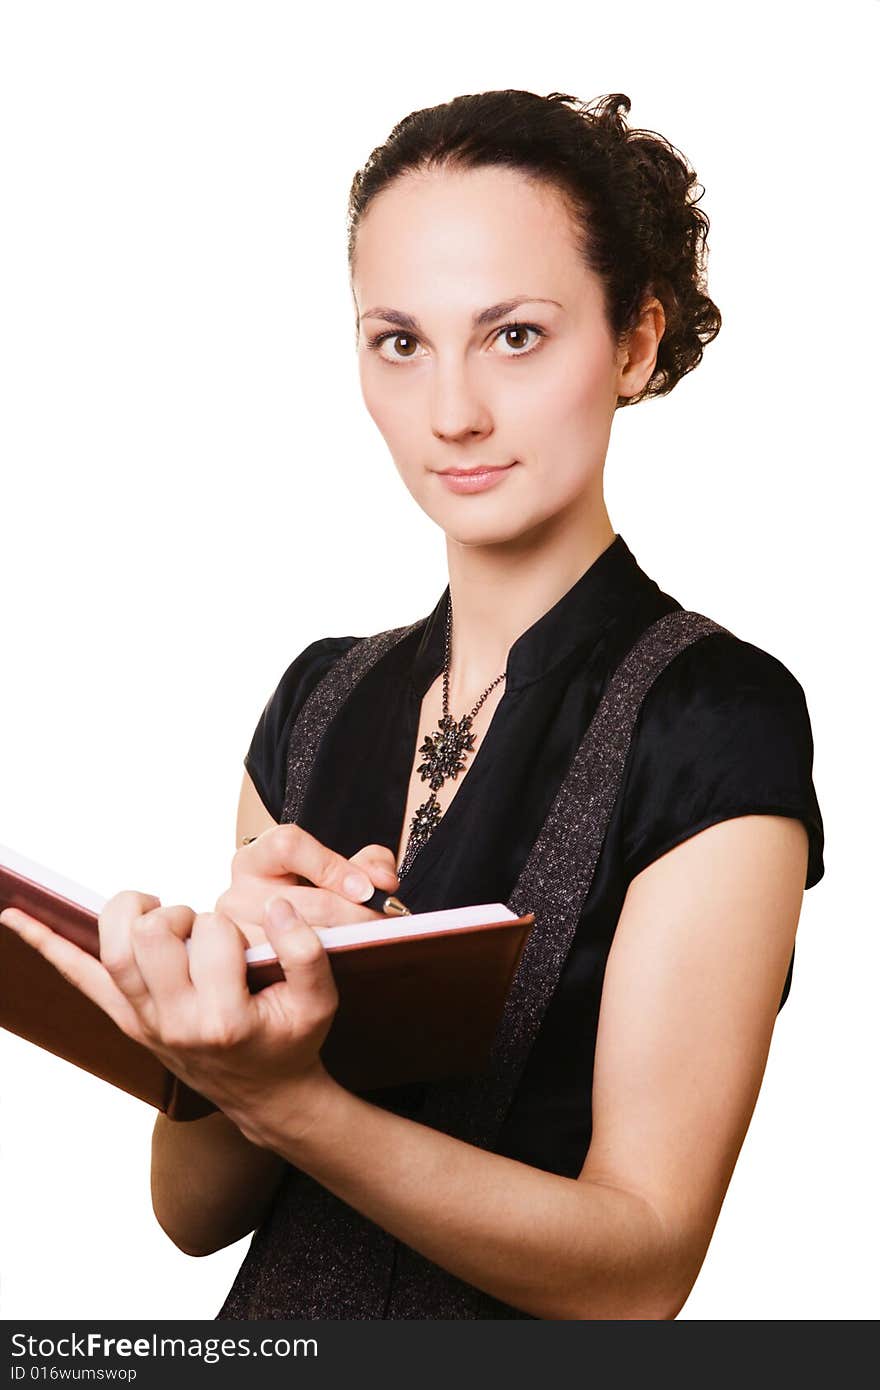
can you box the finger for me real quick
[214,882,378,937]
[0,907,144,1039]
[260,897,338,1024]
[228,919,269,948]
[350,844,401,890]
[211,884,271,939]
[232,832,308,890]
[245,824,379,906]
[262,885,383,928]
[128,906,197,1032]
[97,892,184,1012]
[186,911,252,1029]
[112,902,198,1016]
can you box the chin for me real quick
[430,509,540,549]
[407,475,556,548]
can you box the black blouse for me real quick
[243,533,825,1179]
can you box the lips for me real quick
[434,461,518,494]
[439,463,516,476]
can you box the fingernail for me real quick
[343,871,373,903]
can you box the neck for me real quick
[442,492,616,706]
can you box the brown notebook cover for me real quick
[0,846,535,1121]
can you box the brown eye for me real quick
[504,326,530,349]
[494,324,544,356]
[367,330,423,362]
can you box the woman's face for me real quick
[352,165,633,549]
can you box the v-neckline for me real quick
[393,679,511,898]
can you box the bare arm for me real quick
[150,768,287,1257]
[227,813,809,1317]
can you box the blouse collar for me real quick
[409,533,650,697]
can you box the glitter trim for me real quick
[281,621,422,825]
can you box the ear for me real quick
[616,296,666,400]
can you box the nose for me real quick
[430,358,493,443]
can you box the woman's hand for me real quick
[214,824,401,947]
[0,890,341,1143]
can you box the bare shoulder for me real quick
[579,811,809,1315]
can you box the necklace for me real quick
[397,591,507,880]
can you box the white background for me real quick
[1,0,876,1322]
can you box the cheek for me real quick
[358,357,385,428]
[499,356,614,503]
[359,360,422,449]
[513,346,613,438]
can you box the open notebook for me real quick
[0,842,535,1118]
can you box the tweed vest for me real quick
[216,608,728,1319]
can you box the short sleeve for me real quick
[244,635,361,821]
[619,631,825,893]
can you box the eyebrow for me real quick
[358,297,563,332]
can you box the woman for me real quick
[0,90,825,1319]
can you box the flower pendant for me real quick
[398,713,477,878]
[416,713,476,791]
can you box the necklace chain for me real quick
[397,592,506,880]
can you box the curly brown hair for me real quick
[347,90,721,408]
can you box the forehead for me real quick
[352,166,586,303]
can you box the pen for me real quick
[364,887,412,916]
